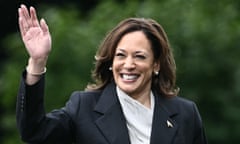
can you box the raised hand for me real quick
[18,4,52,84]
[18,4,51,60]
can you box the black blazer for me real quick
[16,74,207,144]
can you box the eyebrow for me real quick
[115,48,125,52]
[116,48,149,55]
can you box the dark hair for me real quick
[86,17,179,97]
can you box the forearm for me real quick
[16,73,74,143]
[16,71,45,129]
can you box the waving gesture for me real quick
[18,4,52,84]
[18,4,51,60]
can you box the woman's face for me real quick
[112,31,160,98]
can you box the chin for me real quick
[118,86,136,95]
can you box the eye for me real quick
[115,52,125,58]
[135,54,146,60]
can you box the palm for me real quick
[23,27,51,59]
[18,5,51,59]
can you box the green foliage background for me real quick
[1,0,240,143]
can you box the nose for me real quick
[123,56,135,70]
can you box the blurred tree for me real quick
[1,0,240,143]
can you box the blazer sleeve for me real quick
[16,71,75,144]
[192,103,208,144]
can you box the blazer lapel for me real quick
[150,94,179,144]
[94,82,130,144]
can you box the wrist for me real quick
[28,57,48,66]
[26,66,47,76]
[26,57,48,75]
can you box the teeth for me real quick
[122,74,138,80]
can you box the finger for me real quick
[18,17,25,37]
[30,6,40,27]
[40,18,49,35]
[20,4,33,26]
[18,5,29,31]
[18,8,27,36]
[20,4,30,20]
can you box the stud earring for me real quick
[154,71,159,75]
[109,67,112,71]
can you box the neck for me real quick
[131,90,151,108]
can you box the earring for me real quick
[154,71,159,75]
[109,67,112,71]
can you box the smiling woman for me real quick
[16,4,208,144]
[112,31,158,106]
[88,18,178,98]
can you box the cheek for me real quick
[145,68,154,77]
[112,62,120,77]
[112,60,121,71]
[142,64,155,76]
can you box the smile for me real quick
[121,74,139,81]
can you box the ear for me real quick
[153,61,160,73]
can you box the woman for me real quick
[16,4,207,144]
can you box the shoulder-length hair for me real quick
[86,17,179,97]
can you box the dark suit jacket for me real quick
[16,73,207,144]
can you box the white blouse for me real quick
[116,86,155,144]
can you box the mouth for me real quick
[121,73,139,81]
